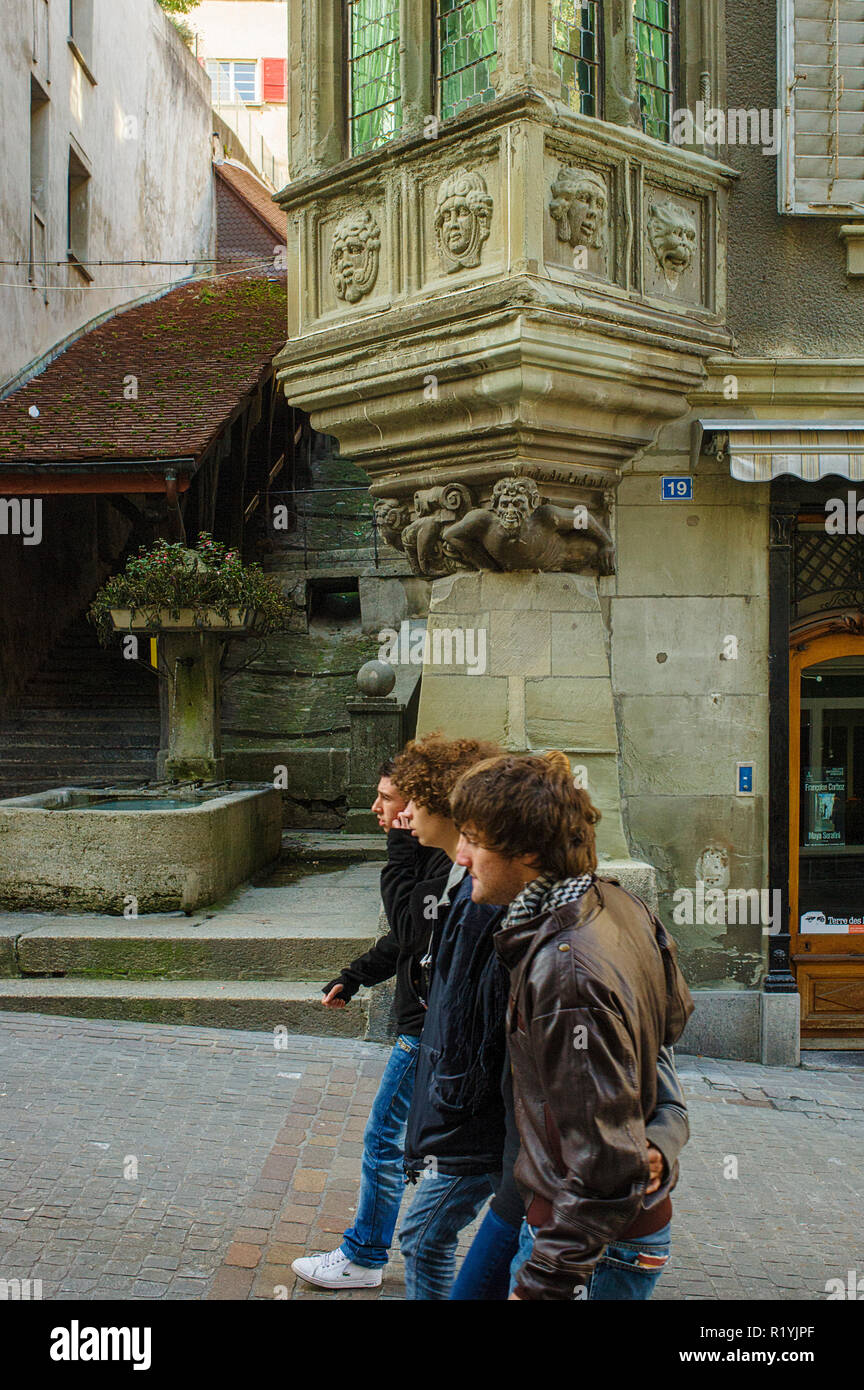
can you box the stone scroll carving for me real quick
[434,169,493,272]
[646,199,697,289]
[549,165,608,267]
[375,477,614,577]
[330,208,381,303]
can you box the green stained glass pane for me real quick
[437,0,498,121]
[348,0,402,156]
[552,0,599,117]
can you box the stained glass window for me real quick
[552,1,601,117]
[634,0,675,143]
[438,0,498,122]
[348,0,402,156]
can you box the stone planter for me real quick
[109,606,258,634]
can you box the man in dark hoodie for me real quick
[292,745,496,1291]
[450,751,695,1301]
[292,758,450,1290]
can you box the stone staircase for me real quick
[0,618,160,800]
[0,832,391,1038]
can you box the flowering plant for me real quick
[88,533,293,642]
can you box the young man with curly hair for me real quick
[292,741,497,1291]
[449,751,694,1302]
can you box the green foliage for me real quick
[88,533,294,643]
[156,0,201,14]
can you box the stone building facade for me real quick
[275,1,864,1064]
[0,0,216,390]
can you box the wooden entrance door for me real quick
[790,633,864,1042]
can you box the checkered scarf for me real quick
[502,872,594,930]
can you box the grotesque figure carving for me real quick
[434,169,493,272]
[695,846,730,891]
[330,209,381,303]
[549,165,608,264]
[442,477,615,575]
[373,498,411,553]
[399,484,474,575]
[647,200,698,289]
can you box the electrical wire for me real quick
[0,258,285,293]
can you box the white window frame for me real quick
[778,0,864,215]
[205,59,261,106]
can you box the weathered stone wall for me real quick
[0,0,215,389]
[611,415,771,989]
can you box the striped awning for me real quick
[697,421,864,482]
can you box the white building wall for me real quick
[0,0,217,389]
[189,1,289,185]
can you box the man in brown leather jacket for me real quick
[450,750,694,1302]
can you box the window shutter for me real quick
[781,0,864,214]
[261,57,287,103]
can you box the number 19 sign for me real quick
[661,476,694,500]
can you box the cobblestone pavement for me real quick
[0,1010,862,1301]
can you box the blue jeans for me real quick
[450,1206,522,1301]
[510,1218,672,1300]
[340,1034,420,1269]
[399,1172,496,1299]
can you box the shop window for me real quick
[552,1,602,117]
[437,0,498,122]
[347,0,402,156]
[634,0,676,142]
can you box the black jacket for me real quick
[403,873,509,1178]
[323,829,451,1035]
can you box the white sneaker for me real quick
[291,1247,383,1290]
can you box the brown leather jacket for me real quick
[495,876,694,1301]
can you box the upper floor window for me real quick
[552,1,602,117]
[780,0,864,215]
[347,0,402,156]
[437,0,498,122]
[634,0,676,142]
[206,59,259,105]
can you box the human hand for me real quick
[322,984,346,1009]
[646,1141,665,1194]
[393,811,413,830]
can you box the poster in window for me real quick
[804,767,846,846]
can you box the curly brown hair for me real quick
[450,750,600,878]
[392,733,503,818]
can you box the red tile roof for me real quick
[0,276,287,465]
[215,161,288,244]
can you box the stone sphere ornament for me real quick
[357,660,396,697]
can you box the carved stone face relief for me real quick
[434,169,493,271]
[549,166,608,261]
[647,200,698,289]
[489,477,541,533]
[329,209,381,303]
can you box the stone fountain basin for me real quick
[0,786,282,914]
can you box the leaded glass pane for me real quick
[437,0,498,121]
[634,0,674,143]
[348,0,402,156]
[552,1,600,117]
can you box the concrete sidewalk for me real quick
[0,1010,861,1301]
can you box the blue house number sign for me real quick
[661,477,694,500]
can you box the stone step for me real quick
[280,831,388,864]
[0,733,159,751]
[10,915,378,980]
[0,977,369,1035]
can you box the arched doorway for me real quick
[790,623,864,1043]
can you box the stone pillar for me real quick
[415,570,632,862]
[287,0,346,178]
[157,634,225,782]
[400,0,433,138]
[345,694,405,832]
[496,0,559,98]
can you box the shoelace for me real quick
[318,1248,347,1270]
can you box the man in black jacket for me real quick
[291,749,487,1291]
